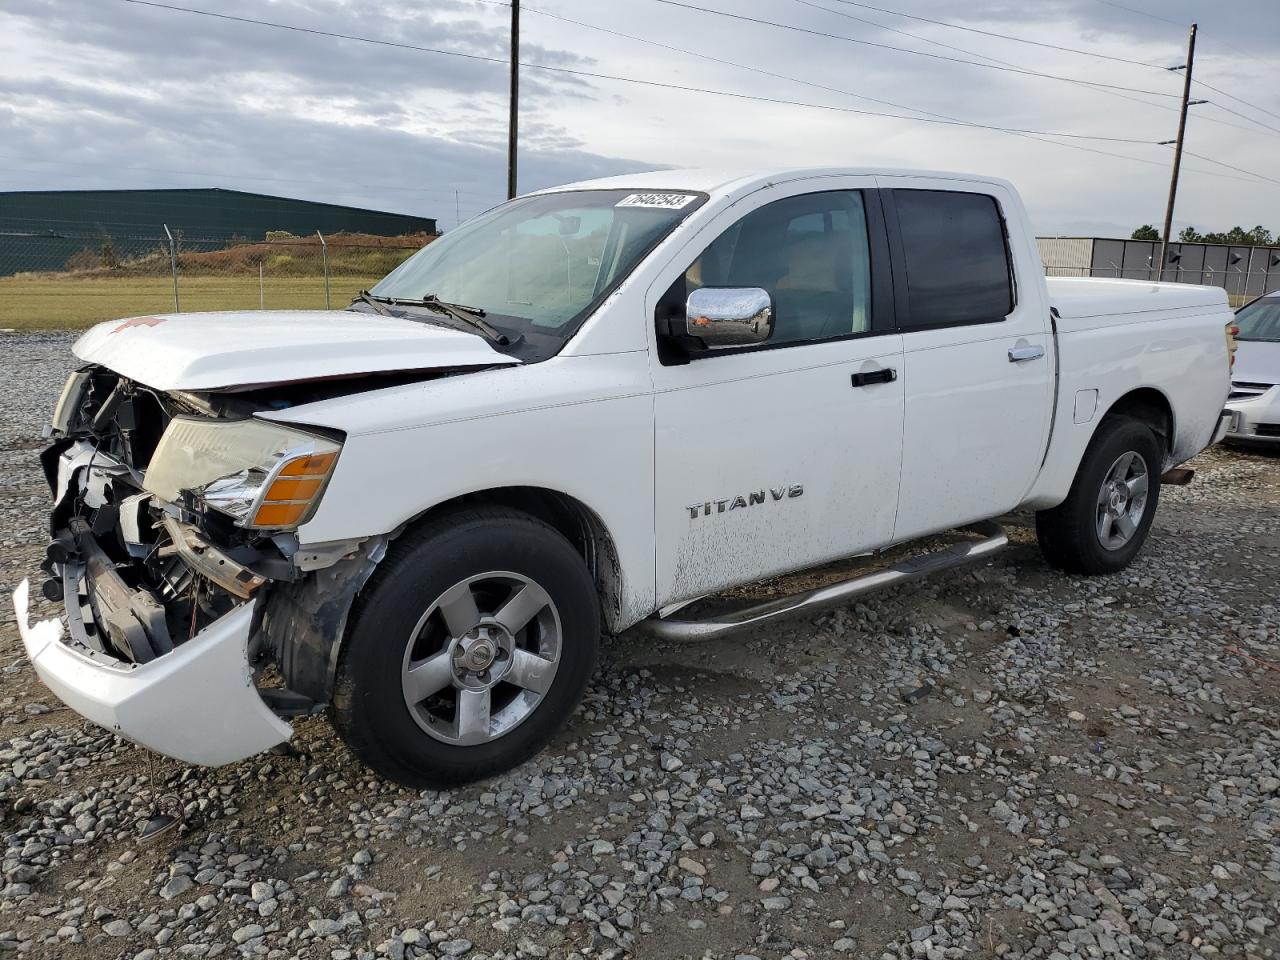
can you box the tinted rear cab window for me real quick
[892,190,1014,328]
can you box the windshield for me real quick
[368,189,705,356]
[1235,294,1280,341]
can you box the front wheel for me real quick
[1035,416,1163,575]
[330,507,599,788]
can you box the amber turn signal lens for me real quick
[249,449,339,528]
[252,502,309,527]
[263,477,322,501]
[280,452,337,477]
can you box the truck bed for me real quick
[1048,276,1229,324]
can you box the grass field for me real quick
[0,274,386,330]
[1,272,1251,332]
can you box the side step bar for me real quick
[636,521,1008,642]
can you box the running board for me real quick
[636,521,1008,642]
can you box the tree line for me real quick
[1130,224,1277,246]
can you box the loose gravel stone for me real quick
[159,874,194,899]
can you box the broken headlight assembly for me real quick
[143,417,341,530]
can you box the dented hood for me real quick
[72,310,520,391]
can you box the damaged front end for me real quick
[15,365,382,766]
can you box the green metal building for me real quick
[0,187,437,276]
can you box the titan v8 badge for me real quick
[686,484,803,519]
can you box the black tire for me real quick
[1035,416,1164,575]
[330,506,599,788]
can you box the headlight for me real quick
[50,369,93,436]
[143,417,341,530]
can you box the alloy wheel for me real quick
[1095,451,1149,551]
[400,572,562,745]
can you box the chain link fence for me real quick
[1039,236,1280,307]
[1041,262,1269,307]
[0,226,432,330]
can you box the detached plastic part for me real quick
[13,580,292,766]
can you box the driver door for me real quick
[647,181,905,608]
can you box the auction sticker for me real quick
[616,193,697,209]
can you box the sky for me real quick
[1,0,1277,238]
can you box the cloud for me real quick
[0,0,1276,235]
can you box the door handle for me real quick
[1008,345,1045,363]
[850,368,897,388]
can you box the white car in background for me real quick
[1225,290,1280,446]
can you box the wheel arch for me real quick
[396,485,628,633]
[265,485,630,710]
[1097,386,1175,462]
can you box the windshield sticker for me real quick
[616,193,697,210]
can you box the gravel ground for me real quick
[1,331,1277,960]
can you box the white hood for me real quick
[73,310,519,392]
[1232,338,1280,386]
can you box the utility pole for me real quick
[507,0,520,200]
[455,189,461,229]
[1159,22,1197,278]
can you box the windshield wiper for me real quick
[359,293,510,346]
[351,290,393,316]
[350,291,511,346]
[417,294,510,346]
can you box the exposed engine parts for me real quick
[41,365,371,705]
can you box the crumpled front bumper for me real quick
[13,578,292,766]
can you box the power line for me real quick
[812,0,1280,135]
[1194,79,1280,125]
[516,2,1153,144]
[1176,149,1280,189]
[1094,0,1258,66]
[644,0,1182,99]
[1091,0,1186,30]
[788,0,1264,138]
[116,0,519,67]
[1085,0,1279,126]
[790,0,1045,71]
[515,4,1191,182]
[485,0,1265,143]
[107,0,1279,194]
[819,0,1163,69]
[510,2,1269,189]
[1200,99,1280,138]
[1034,142,1263,186]
[112,0,1159,145]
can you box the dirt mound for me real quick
[56,232,434,279]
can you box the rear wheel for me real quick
[331,507,599,788]
[1035,416,1163,575]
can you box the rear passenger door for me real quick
[883,181,1054,541]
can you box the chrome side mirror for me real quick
[685,287,774,349]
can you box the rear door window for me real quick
[892,190,1014,329]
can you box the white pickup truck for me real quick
[15,168,1234,787]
